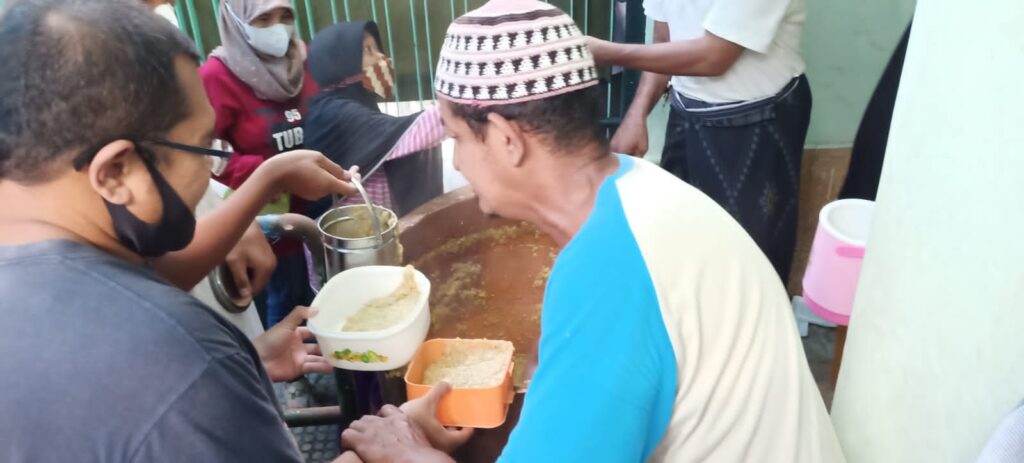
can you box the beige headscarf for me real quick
[210,0,306,102]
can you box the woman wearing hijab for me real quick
[305,21,444,218]
[200,0,319,328]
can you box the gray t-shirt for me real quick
[0,240,303,462]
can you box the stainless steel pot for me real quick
[316,205,402,290]
[209,178,402,307]
[209,264,252,314]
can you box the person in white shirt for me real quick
[587,0,811,282]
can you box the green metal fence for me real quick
[173,0,645,124]
[0,0,645,124]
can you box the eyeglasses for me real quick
[73,138,232,170]
[149,139,232,158]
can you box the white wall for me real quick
[801,0,916,147]
[640,0,916,151]
[829,0,1024,461]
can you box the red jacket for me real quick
[199,57,319,256]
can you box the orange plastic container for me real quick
[405,338,515,429]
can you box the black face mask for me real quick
[103,155,196,258]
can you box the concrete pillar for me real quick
[830,0,1024,461]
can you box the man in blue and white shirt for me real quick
[342,2,843,462]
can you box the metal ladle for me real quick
[330,175,384,246]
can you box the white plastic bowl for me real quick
[308,266,431,371]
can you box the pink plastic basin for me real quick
[802,199,875,325]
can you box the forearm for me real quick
[385,107,445,161]
[596,18,741,79]
[153,169,279,290]
[395,450,454,463]
[624,71,671,121]
[604,37,730,76]
[420,451,455,463]
[614,21,671,120]
[335,448,454,463]
[332,452,362,463]
[216,152,265,190]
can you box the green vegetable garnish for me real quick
[334,349,388,363]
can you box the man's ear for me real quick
[87,140,144,206]
[485,112,528,167]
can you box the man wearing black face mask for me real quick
[0,0,352,461]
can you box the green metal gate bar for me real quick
[407,0,424,106]
[302,0,316,38]
[422,0,435,87]
[380,0,399,101]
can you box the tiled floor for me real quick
[802,324,838,408]
[276,374,343,463]
[291,426,341,463]
[789,148,851,409]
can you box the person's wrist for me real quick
[621,108,647,127]
[332,451,363,463]
[250,331,268,358]
[398,448,452,463]
[587,37,615,66]
[250,159,284,202]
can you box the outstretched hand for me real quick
[609,114,650,157]
[399,382,474,453]
[251,306,332,382]
[260,150,358,200]
[222,221,276,301]
[341,406,454,463]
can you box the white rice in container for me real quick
[423,341,514,388]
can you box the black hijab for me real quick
[305,21,442,216]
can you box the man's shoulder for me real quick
[98,268,252,362]
[614,156,743,237]
[0,242,270,462]
[0,241,250,362]
[614,156,700,199]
